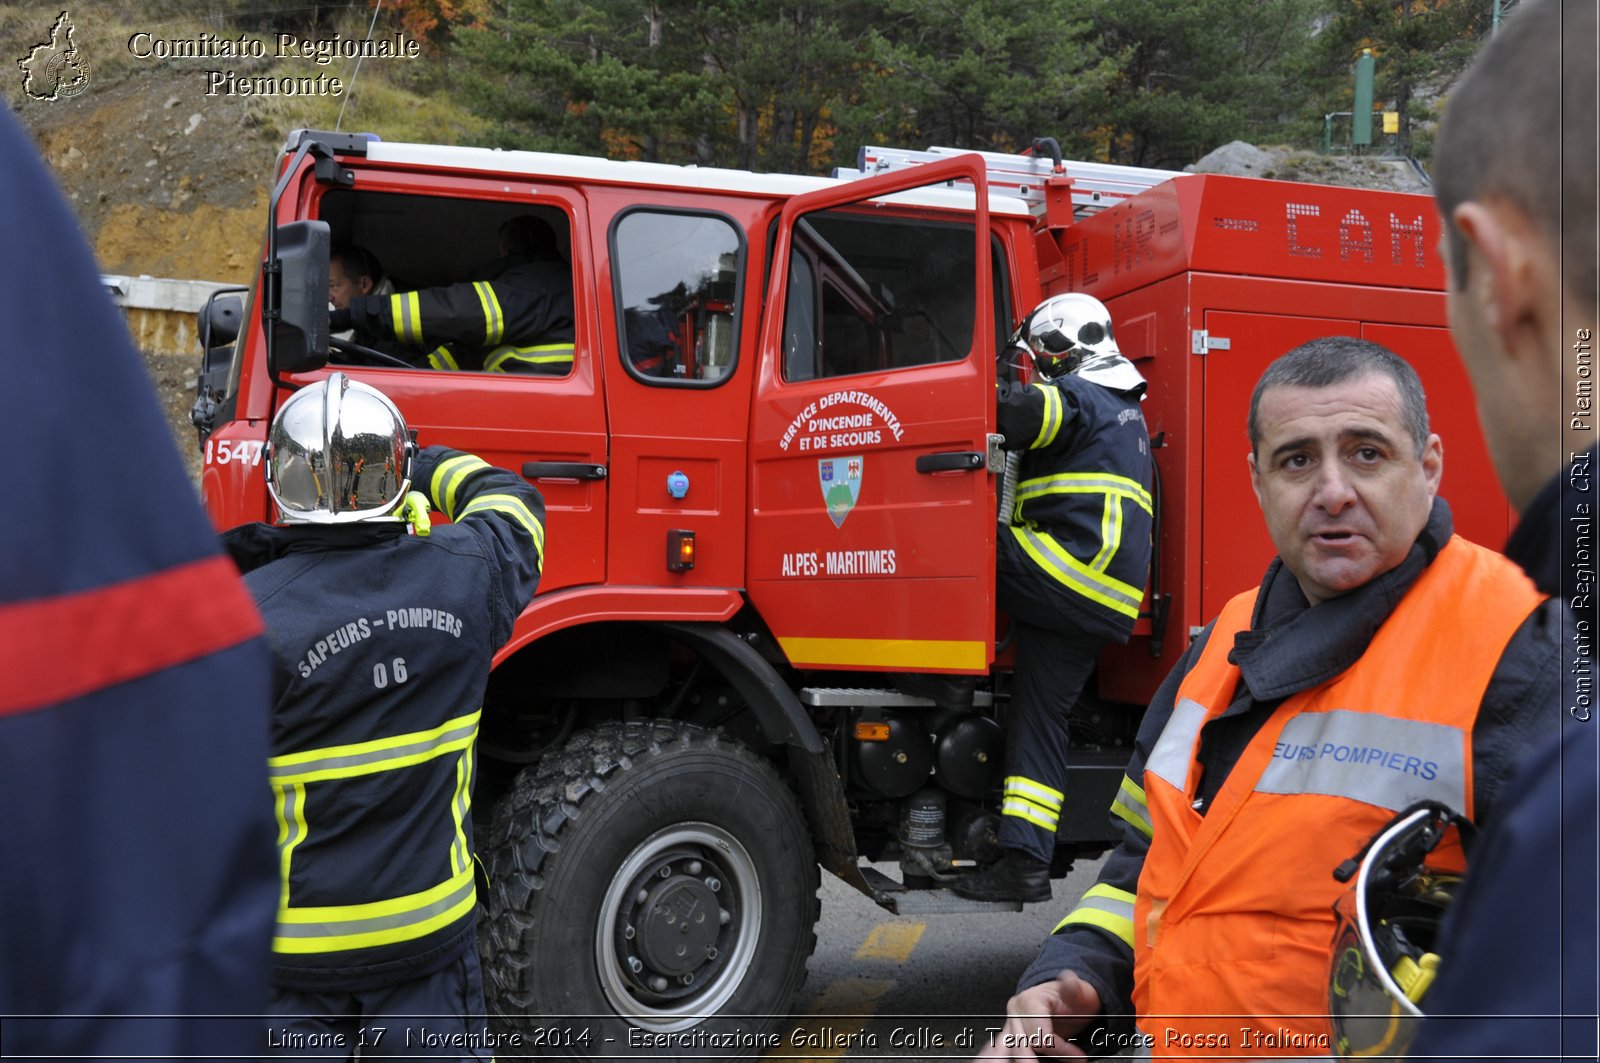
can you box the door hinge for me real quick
[1191,330,1231,355]
[986,433,1006,471]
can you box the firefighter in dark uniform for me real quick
[955,294,1154,903]
[331,215,576,375]
[0,104,276,1060]
[223,373,545,1057]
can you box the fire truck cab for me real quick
[193,129,1509,1050]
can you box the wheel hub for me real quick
[635,872,722,976]
[613,846,742,1004]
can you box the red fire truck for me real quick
[192,129,1510,1049]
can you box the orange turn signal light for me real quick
[854,721,891,742]
[667,529,696,572]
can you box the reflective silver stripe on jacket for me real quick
[275,869,476,942]
[1015,472,1154,514]
[1054,883,1137,948]
[1030,380,1064,449]
[392,292,422,344]
[268,712,480,786]
[1145,697,1209,790]
[1255,709,1467,813]
[1010,523,1144,617]
[1111,773,1153,838]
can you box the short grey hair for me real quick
[1434,0,1597,300]
[1248,337,1430,457]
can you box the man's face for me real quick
[328,259,370,310]
[1248,372,1443,606]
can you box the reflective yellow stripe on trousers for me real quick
[1001,775,1064,831]
[484,342,576,374]
[269,710,481,953]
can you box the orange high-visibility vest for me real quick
[1131,536,1543,1058]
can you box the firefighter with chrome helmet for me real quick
[954,293,1154,903]
[222,373,545,1054]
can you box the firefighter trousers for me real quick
[266,951,492,1060]
[996,535,1107,864]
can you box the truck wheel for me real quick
[480,720,819,1054]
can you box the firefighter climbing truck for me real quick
[191,129,1513,1051]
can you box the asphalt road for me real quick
[764,856,1110,1063]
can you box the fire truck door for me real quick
[749,156,998,674]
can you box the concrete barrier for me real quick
[102,274,239,357]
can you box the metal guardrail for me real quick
[101,274,232,314]
[101,274,234,355]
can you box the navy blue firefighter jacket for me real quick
[997,373,1154,642]
[223,446,544,990]
[0,106,278,1057]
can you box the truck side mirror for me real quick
[267,220,330,375]
[200,291,244,353]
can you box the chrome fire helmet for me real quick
[265,372,413,524]
[1008,293,1146,393]
[1328,801,1473,1061]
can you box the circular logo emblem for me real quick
[45,50,91,98]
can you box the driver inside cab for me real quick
[328,216,575,375]
[328,245,397,353]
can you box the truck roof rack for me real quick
[837,145,1186,218]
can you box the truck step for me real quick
[857,866,1023,915]
[799,686,993,709]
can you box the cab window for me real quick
[611,209,744,386]
[317,189,575,377]
[782,212,975,382]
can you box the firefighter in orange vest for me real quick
[977,337,1560,1060]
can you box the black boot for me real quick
[952,849,1050,903]
[888,672,977,711]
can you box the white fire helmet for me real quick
[1328,801,1469,1060]
[1009,293,1145,393]
[265,372,413,524]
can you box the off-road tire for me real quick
[479,720,820,1057]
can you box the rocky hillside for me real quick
[5,3,465,476]
[1186,140,1431,195]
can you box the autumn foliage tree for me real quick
[379,0,490,49]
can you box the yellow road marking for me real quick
[854,921,926,963]
[764,920,928,1060]
[768,978,895,1062]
